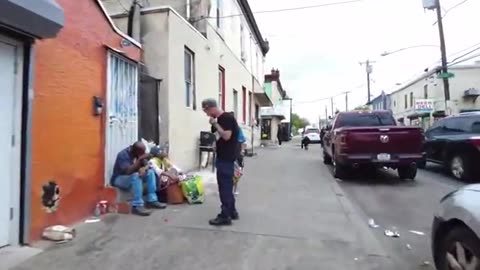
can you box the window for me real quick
[393,100,396,107]
[216,0,222,28]
[218,66,225,109]
[410,92,413,108]
[233,89,238,118]
[336,113,396,128]
[424,85,428,99]
[240,23,246,62]
[184,47,195,109]
[242,86,247,123]
[248,92,252,125]
[444,117,469,133]
[404,94,408,109]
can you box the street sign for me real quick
[414,99,434,113]
[437,72,455,79]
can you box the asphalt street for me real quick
[297,138,466,270]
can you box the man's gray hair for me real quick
[201,98,218,109]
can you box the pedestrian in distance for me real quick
[202,99,239,226]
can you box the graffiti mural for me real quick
[41,181,60,213]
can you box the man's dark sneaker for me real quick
[209,215,232,226]
[146,201,167,209]
[132,206,151,216]
[231,211,239,220]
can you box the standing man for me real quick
[202,99,239,226]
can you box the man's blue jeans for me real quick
[113,169,158,207]
[216,159,236,218]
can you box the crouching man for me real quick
[111,141,167,216]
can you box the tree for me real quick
[291,113,310,134]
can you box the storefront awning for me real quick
[0,0,64,38]
[254,92,273,107]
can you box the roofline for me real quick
[95,0,141,48]
[389,64,480,96]
[236,0,269,56]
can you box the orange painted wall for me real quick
[30,0,140,242]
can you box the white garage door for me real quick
[0,38,20,247]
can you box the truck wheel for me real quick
[323,151,332,165]
[398,166,417,180]
[417,159,427,169]
[332,153,347,179]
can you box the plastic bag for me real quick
[180,175,205,204]
[233,162,243,185]
[42,225,76,242]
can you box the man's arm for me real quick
[122,153,150,175]
[212,122,232,141]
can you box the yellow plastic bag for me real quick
[180,175,205,204]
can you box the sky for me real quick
[249,0,480,123]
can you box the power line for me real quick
[448,52,480,66]
[449,45,480,64]
[192,0,362,22]
[433,0,470,26]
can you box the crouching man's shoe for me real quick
[146,201,167,209]
[132,206,151,216]
[209,215,232,226]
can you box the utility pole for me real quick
[344,91,351,111]
[330,97,334,118]
[325,105,328,123]
[360,60,375,103]
[435,0,451,111]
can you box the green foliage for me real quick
[291,113,310,133]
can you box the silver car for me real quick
[432,184,480,270]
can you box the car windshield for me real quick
[336,113,396,128]
[305,129,319,134]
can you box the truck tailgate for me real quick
[341,126,423,154]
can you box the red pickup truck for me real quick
[322,110,425,180]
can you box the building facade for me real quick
[102,0,271,170]
[1,0,142,245]
[260,69,289,145]
[389,65,480,129]
[0,0,64,247]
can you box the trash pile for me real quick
[365,217,431,267]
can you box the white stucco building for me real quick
[102,0,271,170]
[389,64,480,129]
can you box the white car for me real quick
[303,128,321,144]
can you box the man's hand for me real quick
[139,166,147,177]
[209,117,217,125]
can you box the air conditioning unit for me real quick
[464,88,480,97]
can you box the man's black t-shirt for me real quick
[211,112,239,162]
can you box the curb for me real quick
[328,179,396,268]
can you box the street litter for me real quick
[368,218,380,228]
[42,225,76,243]
[409,230,425,236]
[406,244,412,250]
[384,229,400,238]
[421,261,430,267]
[85,217,101,223]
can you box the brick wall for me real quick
[29,0,140,241]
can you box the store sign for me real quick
[414,99,434,113]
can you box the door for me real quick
[105,52,139,183]
[138,74,160,144]
[0,38,19,247]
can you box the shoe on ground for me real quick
[132,206,151,216]
[231,211,239,220]
[146,201,167,209]
[209,215,232,226]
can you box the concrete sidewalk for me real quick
[12,144,394,270]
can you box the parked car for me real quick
[421,112,480,181]
[322,110,425,179]
[432,184,480,270]
[303,127,321,144]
